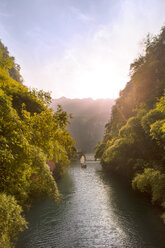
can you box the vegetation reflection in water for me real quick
[16,160,165,248]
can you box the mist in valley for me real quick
[51,97,114,152]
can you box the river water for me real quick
[16,159,165,248]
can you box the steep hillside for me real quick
[95,26,165,223]
[51,97,114,152]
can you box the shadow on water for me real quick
[16,160,165,248]
[97,171,165,248]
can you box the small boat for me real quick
[81,164,87,168]
[80,154,87,168]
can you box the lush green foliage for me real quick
[0,41,76,247]
[0,193,27,248]
[132,169,165,223]
[0,40,23,83]
[95,26,165,222]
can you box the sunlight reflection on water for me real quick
[16,160,165,248]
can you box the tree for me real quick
[0,193,27,248]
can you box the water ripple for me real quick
[17,160,165,248]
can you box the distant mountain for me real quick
[51,97,114,152]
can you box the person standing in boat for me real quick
[80,154,86,167]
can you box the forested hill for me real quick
[95,26,165,223]
[0,40,76,247]
[51,97,114,152]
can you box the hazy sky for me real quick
[0,0,165,99]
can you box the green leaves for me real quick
[0,193,27,248]
[132,168,165,205]
[141,109,165,134]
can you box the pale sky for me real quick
[0,0,165,99]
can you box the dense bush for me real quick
[132,169,165,222]
[0,193,27,248]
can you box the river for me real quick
[16,159,165,248]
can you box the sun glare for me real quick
[74,62,129,99]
